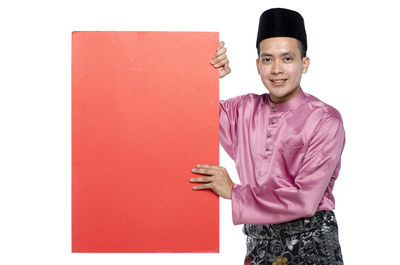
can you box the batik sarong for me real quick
[243,210,343,265]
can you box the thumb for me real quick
[224,62,230,72]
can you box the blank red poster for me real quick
[71,31,219,253]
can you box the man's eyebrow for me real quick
[260,53,273,57]
[281,51,296,56]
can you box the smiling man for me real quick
[190,8,345,264]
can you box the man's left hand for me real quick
[190,164,234,199]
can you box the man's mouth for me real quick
[270,79,287,85]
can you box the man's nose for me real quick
[271,61,283,75]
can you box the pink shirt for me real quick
[219,88,345,225]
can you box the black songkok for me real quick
[256,8,307,54]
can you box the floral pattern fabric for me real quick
[243,210,343,265]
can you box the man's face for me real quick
[256,37,310,103]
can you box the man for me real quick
[189,8,345,264]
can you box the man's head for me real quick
[255,8,310,103]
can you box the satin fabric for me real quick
[219,88,345,225]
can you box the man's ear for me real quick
[302,56,310,74]
[256,58,260,75]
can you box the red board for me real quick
[71,31,219,252]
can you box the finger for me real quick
[213,53,227,64]
[212,42,225,59]
[192,167,218,175]
[217,41,225,51]
[196,164,221,170]
[214,58,229,68]
[190,176,214,182]
[193,183,212,190]
[213,47,227,58]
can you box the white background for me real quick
[1,0,399,264]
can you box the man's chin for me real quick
[270,87,302,103]
[268,90,287,99]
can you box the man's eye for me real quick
[262,58,271,63]
[284,57,292,62]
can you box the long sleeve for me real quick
[231,113,345,225]
[219,95,245,159]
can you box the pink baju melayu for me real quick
[219,88,345,225]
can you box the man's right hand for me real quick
[211,41,231,78]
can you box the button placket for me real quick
[265,136,273,151]
[266,121,275,152]
[266,128,272,151]
[266,108,279,152]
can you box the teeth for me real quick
[272,80,285,83]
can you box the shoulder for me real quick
[304,92,343,124]
[302,92,345,144]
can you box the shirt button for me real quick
[267,133,272,138]
[271,120,276,124]
[266,145,272,151]
[272,106,277,112]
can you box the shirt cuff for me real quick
[231,183,243,225]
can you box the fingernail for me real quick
[192,168,196,172]
[190,178,194,182]
[193,186,197,190]
[211,60,215,64]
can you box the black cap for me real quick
[256,8,307,55]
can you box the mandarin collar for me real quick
[264,88,306,113]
